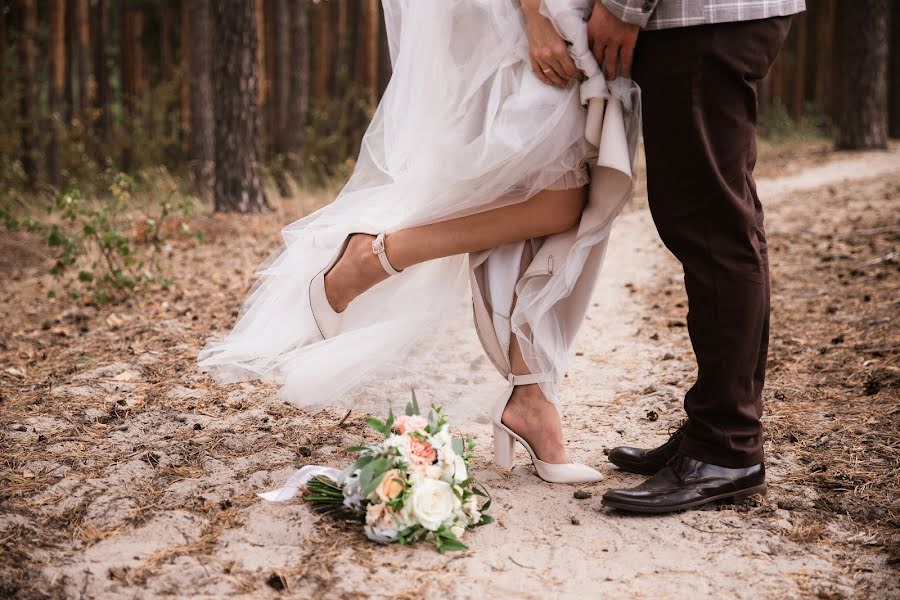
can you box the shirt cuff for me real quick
[600,0,659,28]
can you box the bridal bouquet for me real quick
[298,393,493,552]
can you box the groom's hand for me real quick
[521,0,581,88]
[587,1,639,80]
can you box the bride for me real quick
[199,0,640,484]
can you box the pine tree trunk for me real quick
[213,0,269,213]
[0,8,6,100]
[791,11,807,124]
[889,0,900,139]
[263,0,276,154]
[18,0,39,188]
[835,0,889,150]
[65,0,76,122]
[256,0,267,109]
[361,0,379,106]
[813,0,836,119]
[179,0,190,141]
[188,0,215,202]
[48,0,67,187]
[272,0,290,156]
[311,1,332,101]
[75,0,90,125]
[119,7,144,171]
[91,0,110,150]
[285,0,310,179]
[377,2,392,99]
[160,0,174,83]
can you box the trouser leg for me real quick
[632,17,791,468]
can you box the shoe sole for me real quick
[601,483,768,514]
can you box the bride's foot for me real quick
[324,234,389,313]
[501,383,569,464]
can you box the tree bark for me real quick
[65,0,76,122]
[119,6,144,171]
[0,7,6,100]
[188,0,215,202]
[75,0,91,124]
[377,2,392,100]
[48,0,67,187]
[311,1,332,101]
[790,11,807,124]
[90,0,111,150]
[179,0,190,140]
[889,0,900,138]
[272,0,291,156]
[17,0,39,188]
[835,0,889,150]
[360,0,380,106]
[213,0,269,213]
[256,0,267,109]
[285,0,310,179]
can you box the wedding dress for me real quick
[198,0,640,421]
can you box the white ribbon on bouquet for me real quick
[257,465,342,502]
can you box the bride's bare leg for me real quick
[502,243,569,464]
[326,187,585,311]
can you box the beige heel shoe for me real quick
[309,232,402,339]
[492,373,603,484]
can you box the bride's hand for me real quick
[521,0,581,88]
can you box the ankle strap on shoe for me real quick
[372,233,402,276]
[508,372,551,386]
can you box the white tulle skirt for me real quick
[198,0,640,419]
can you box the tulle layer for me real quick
[198,0,637,420]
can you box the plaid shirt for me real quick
[602,0,805,30]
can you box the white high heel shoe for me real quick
[492,373,603,484]
[308,232,402,339]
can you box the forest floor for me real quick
[1,141,898,599]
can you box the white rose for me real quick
[451,525,466,539]
[382,434,412,459]
[452,454,468,483]
[425,465,443,479]
[407,478,459,531]
[429,427,451,450]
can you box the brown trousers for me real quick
[632,17,792,468]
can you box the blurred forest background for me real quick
[0,0,898,301]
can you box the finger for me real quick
[532,59,554,86]
[603,43,620,80]
[543,61,568,87]
[558,53,580,79]
[620,45,635,78]
[594,44,607,73]
[592,39,605,65]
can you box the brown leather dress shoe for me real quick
[607,421,686,475]
[601,454,766,513]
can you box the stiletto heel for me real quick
[309,231,402,340]
[491,373,603,484]
[493,424,516,470]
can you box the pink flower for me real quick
[393,415,428,435]
[408,437,437,466]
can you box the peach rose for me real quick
[408,437,437,466]
[374,469,405,502]
[393,415,429,434]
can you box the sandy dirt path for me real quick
[3,146,898,599]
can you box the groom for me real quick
[586,0,803,512]
[526,0,803,511]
